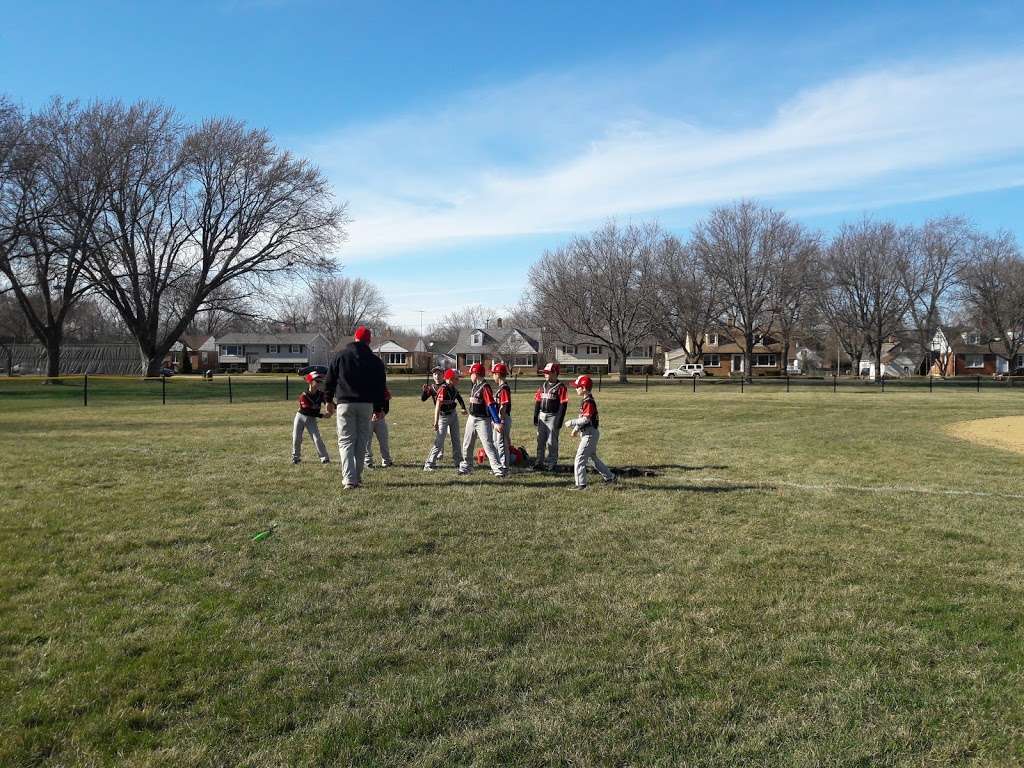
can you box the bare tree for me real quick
[527,220,659,382]
[771,223,821,372]
[86,105,347,376]
[960,230,1024,372]
[651,234,722,363]
[427,304,498,343]
[0,99,110,376]
[819,219,913,379]
[901,216,972,375]
[693,201,792,380]
[307,275,389,350]
[189,283,261,337]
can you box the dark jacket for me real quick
[325,341,387,410]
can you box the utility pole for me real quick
[418,310,425,337]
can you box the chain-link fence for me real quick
[2,372,1023,409]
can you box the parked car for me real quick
[663,363,704,378]
[159,367,175,377]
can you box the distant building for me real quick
[216,333,330,373]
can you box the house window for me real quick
[966,354,985,368]
[471,331,483,346]
[586,345,601,355]
[465,353,482,365]
[707,333,718,346]
[266,344,278,353]
[1016,355,1024,370]
[561,345,577,355]
[512,355,535,367]
[386,352,407,365]
[966,333,980,345]
[200,352,208,363]
[223,345,240,357]
[753,354,777,367]
[703,354,720,368]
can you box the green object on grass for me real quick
[251,524,276,542]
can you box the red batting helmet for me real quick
[573,374,593,390]
[444,368,460,382]
[491,362,509,376]
[304,371,323,383]
[353,326,371,343]
[541,362,560,375]
[469,362,485,375]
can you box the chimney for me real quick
[496,317,503,329]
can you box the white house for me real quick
[217,333,330,372]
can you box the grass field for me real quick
[2,382,1023,766]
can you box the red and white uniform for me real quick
[533,381,569,469]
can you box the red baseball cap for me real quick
[354,326,371,343]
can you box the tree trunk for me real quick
[44,334,62,379]
[616,350,628,383]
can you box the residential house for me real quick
[555,335,658,374]
[450,320,543,372]
[857,332,923,380]
[165,335,219,372]
[216,333,330,373]
[372,335,433,373]
[665,329,787,376]
[929,327,1013,377]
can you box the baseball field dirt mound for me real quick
[948,415,1024,455]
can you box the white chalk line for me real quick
[670,476,1024,501]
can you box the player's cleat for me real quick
[458,466,471,475]
[603,475,617,484]
[381,460,393,467]
[292,457,301,464]
[570,484,588,490]
[531,463,546,472]
[423,464,436,472]
[320,457,331,464]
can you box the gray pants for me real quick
[292,413,330,462]
[460,415,504,476]
[426,410,461,468]
[365,418,392,467]
[574,428,614,487]
[495,420,512,471]
[536,412,561,468]
[336,402,373,487]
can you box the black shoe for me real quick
[532,463,546,472]
[570,484,587,490]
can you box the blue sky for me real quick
[2,0,1023,329]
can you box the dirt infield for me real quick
[948,415,1024,455]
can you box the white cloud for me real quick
[306,53,1024,259]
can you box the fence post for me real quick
[693,374,696,393]
[285,375,289,401]
[740,377,744,394]
[833,373,837,393]
[645,373,649,393]
[162,374,166,405]
[598,372,602,392]
[514,373,518,393]
[83,373,88,407]
[228,375,233,404]
[977,374,981,393]
[881,376,885,394]
[786,374,790,393]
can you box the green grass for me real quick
[2,386,1023,766]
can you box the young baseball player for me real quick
[292,371,331,464]
[459,362,506,477]
[566,374,616,489]
[364,386,393,468]
[491,362,513,472]
[424,368,468,471]
[421,366,444,405]
[533,362,569,471]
